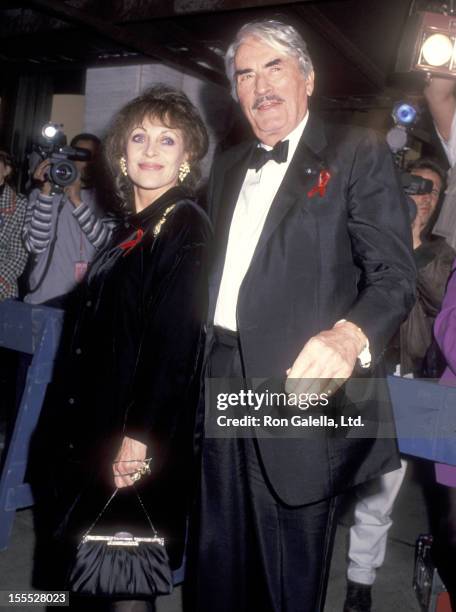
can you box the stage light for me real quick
[386,101,419,154]
[396,11,456,78]
[41,123,62,140]
[392,102,418,126]
[421,33,453,66]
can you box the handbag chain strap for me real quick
[82,486,159,540]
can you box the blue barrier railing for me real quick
[388,374,456,466]
[0,300,63,551]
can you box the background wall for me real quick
[50,94,85,143]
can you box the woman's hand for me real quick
[113,436,148,488]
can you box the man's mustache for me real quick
[252,95,284,110]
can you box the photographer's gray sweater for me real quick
[23,189,115,305]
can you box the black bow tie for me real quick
[248,140,289,172]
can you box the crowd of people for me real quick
[0,17,455,612]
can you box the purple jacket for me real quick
[434,258,456,486]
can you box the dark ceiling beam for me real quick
[106,0,346,22]
[138,20,225,72]
[1,0,349,35]
[0,7,67,37]
[25,0,226,85]
[293,5,386,90]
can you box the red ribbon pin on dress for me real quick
[307,170,331,198]
[119,228,144,256]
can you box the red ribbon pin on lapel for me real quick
[308,170,331,198]
[119,228,144,256]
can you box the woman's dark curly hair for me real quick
[104,85,209,212]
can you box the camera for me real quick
[33,123,92,192]
[401,172,433,197]
[401,173,434,222]
[385,102,433,220]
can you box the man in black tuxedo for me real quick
[196,19,416,612]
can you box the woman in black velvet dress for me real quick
[35,85,211,611]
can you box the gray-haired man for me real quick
[195,20,415,611]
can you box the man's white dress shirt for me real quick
[214,113,309,331]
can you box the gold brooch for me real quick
[153,205,176,237]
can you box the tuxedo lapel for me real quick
[247,114,329,271]
[207,142,254,324]
[302,112,328,159]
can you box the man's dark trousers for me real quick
[196,330,340,612]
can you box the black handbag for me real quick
[67,487,173,599]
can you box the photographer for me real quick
[22,133,114,306]
[424,76,456,248]
[401,158,455,377]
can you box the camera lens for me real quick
[50,160,78,187]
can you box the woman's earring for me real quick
[120,156,128,177]
[178,161,190,183]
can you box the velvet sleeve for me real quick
[116,204,210,455]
